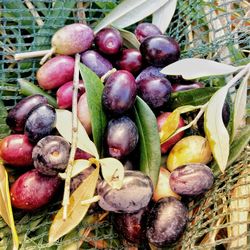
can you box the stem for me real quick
[40,47,56,65]
[62,53,80,220]
[24,0,44,27]
[100,68,117,82]
[81,195,101,205]
[14,49,51,61]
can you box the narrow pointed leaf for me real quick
[152,0,177,33]
[161,59,239,79]
[99,158,124,189]
[204,86,230,173]
[0,100,10,139]
[55,109,99,159]
[79,63,107,157]
[49,165,100,243]
[116,27,140,49]
[0,162,19,250]
[134,97,161,187]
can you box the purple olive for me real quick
[135,23,162,43]
[135,66,165,83]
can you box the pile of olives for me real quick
[0,22,222,248]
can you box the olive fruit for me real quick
[10,169,61,211]
[102,70,137,115]
[167,135,212,172]
[56,80,85,109]
[80,50,113,77]
[146,197,188,247]
[140,35,180,67]
[77,93,92,135]
[169,163,214,196]
[116,49,143,75]
[6,94,48,133]
[172,82,204,92]
[0,134,33,167]
[51,23,94,55]
[113,207,148,244]
[157,112,185,154]
[97,170,153,213]
[153,167,180,202]
[106,116,138,159]
[74,148,93,160]
[24,104,56,143]
[137,77,172,109]
[135,22,162,43]
[32,136,70,176]
[95,27,123,55]
[37,55,75,90]
[136,66,165,83]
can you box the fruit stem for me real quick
[14,49,52,61]
[62,53,80,220]
[40,47,56,65]
[100,68,117,82]
[81,195,101,205]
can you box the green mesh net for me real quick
[0,0,249,249]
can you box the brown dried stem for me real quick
[62,53,80,220]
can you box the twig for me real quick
[62,53,80,220]
[76,2,89,24]
[100,68,117,82]
[14,49,52,61]
[24,0,44,27]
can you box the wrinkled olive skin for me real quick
[32,136,70,176]
[24,104,56,143]
[6,95,48,132]
[113,207,148,244]
[169,163,214,196]
[10,169,62,211]
[97,170,153,213]
[146,197,188,247]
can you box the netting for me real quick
[0,0,249,249]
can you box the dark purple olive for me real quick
[140,35,180,67]
[172,82,204,92]
[222,101,230,127]
[135,66,165,83]
[74,148,93,160]
[113,207,148,244]
[146,197,188,247]
[102,70,137,115]
[24,104,56,143]
[135,23,162,43]
[137,77,172,109]
[80,50,113,77]
[6,95,48,132]
[169,163,214,196]
[106,116,138,159]
[95,27,123,55]
[97,170,153,213]
[32,136,70,176]
[116,49,143,75]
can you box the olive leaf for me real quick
[49,165,100,243]
[55,109,99,159]
[134,97,161,187]
[59,159,90,179]
[152,0,177,33]
[79,63,107,157]
[99,158,124,189]
[161,59,240,79]
[115,27,140,49]
[0,162,19,250]
[231,72,249,141]
[0,100,10,139]
[94,0,170,32]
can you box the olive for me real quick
[134,23,162,43]
[135,66,165,83]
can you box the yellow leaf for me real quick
[49,165,100,243]
[99,158,124,189]
[0,162,19,250]
[55,109,99,159]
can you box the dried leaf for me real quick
[55,109,99,159]
[99,158,124,189]
[49,165,100,243]
[115,27,140,49]
[231,73,249,140]
[0,162,19,250]
[161,59,239,79]
[59,160,90,179]
[204,86,230,173]
[94,0,170,32]
[152,0,177,33]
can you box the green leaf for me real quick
[0,101,10,139]
[94,0,170,32]
[170,87,219,109]
[115,27,140,49]
[55,109,99,159]
[204,86,230,173]
[79,63,107,157]
[161,59,240,79]
[0,161,19,250]
[134,97,161,187]
[49,165,100,243]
